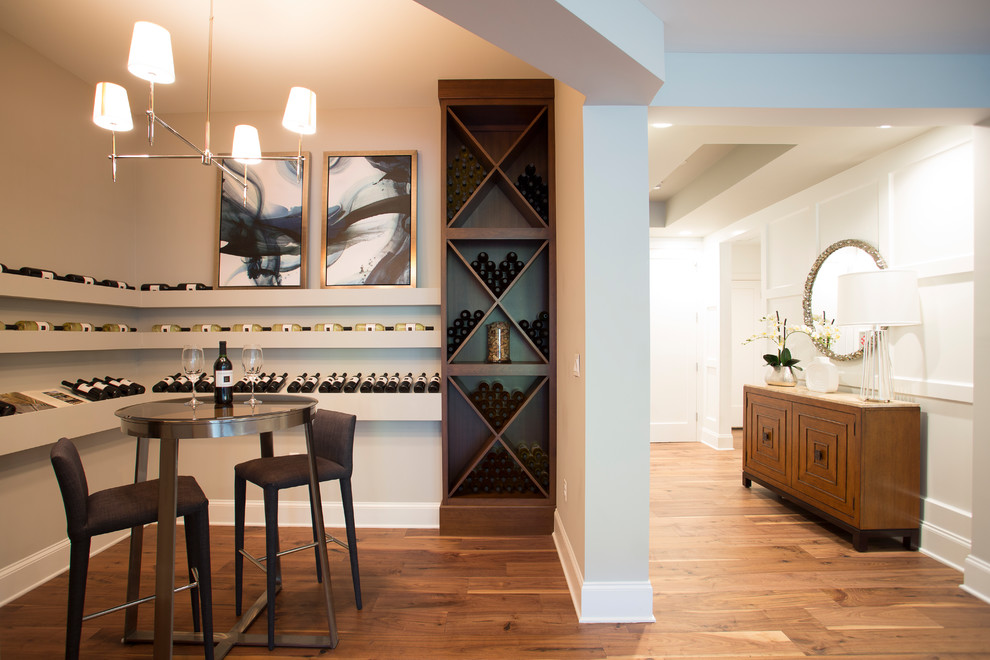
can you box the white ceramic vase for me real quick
[805,356,839,393]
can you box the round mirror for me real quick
[802,239,886,361]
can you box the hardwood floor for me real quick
[3,437,990,658]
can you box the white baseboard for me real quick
[0,500,438,608]
[0,532,128,608]
[962,554,990,605]
[919,497,973,571]
[700,427,734,450]
[552,511,655,623]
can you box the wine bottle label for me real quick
[193,324,220,332]
[316,323,342,332]
[215,371,233,387]
[184,284,197,291]
[82,276,94,284]
[41,271,55,280]
[274,323,301,332]
[148,284,163,291]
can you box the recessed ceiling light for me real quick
[651,122,672,128]
[878,124,892,129]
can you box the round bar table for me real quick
[115,394,337,659]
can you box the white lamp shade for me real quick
[231,125,262,165]
[92,82,133,131]
[836,269,921,327]
[282,87,317,134]
[127,21,175,84]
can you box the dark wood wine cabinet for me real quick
[439,79,556,535]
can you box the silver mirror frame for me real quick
[802,239,887,361]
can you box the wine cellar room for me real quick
[3,0,990,623]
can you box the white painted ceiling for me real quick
[2,0,988,237]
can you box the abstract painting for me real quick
[216,153,309,288]
[321,152,416,287]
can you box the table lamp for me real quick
[836,269,920,402]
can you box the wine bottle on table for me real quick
[61,379,107,401]
[213,340,234,406]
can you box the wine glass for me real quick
[241,344,264,406]
[180,346,205,407]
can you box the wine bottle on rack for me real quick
[287,373,308,393]
[428,372,441,393]
[255,372,275,392]
[343,373,362,393]
[169,373,191,392]
[82,378,121,398]
[372,373,388,393]
[0,401,15,416]
[152,375,176,392]
[59,322,94,332]
[96,279,134,289]
[13,320,54,331]
[152,324,190,333]
[97,323,136,332]
[317,373,336,393]
[300,373,321,393]
[267,373,288,393]
[359,373,377,393]
[233,376,250,393]
[398,373,414,393]
[100,377,132,396]
[18,266,57,280]
[175,283,212,290]
[233,323,264,332]
[195,375,215,392]
[106,376,145,395]
[192,324,230,332]
[413,372,428,393]
[331,373,347,392]
[61,379,107,401]
[62,274,97,285]
[140,283,171,291]
[385,373,400,393]
[213,340,234,406]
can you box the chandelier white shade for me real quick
[91,2,316,185]
[126,21,175,84]
[92,82,133,132]
[231,125,262,164]
[282,87,318,135]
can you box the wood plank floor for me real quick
[3,437,990,658]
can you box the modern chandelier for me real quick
[92,0,316,193]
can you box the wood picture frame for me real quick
[321,151,417,288]
[215,152,309,288]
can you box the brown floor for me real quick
[3,437,990,658]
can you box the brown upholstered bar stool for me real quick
[50,437,214,660]
[233,408,360,650]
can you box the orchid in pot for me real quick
[742,312,814,386]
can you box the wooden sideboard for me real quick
[743,384,921,551]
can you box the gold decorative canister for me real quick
[486,321,511,363]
